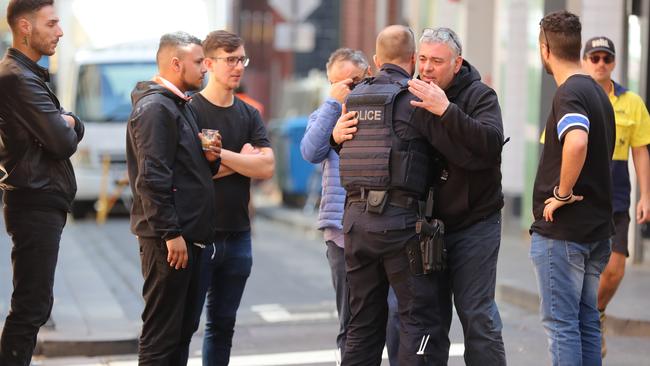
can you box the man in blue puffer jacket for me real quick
[300,48,400,365]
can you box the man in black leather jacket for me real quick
[126,32,220,365]
[0,1,84,364]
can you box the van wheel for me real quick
[72,201,95,220]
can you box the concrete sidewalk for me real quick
[255,201,650,338]
[0,218,141,358]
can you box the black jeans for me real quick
[342,202,452,366]
[137,237,202,366]
[446,212,506,366]
[0,206,66,366]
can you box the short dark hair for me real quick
[376,25,415,65]
[156,31,202,65]
[6,0,54,29]
[540,10,582,62]
[202,30,243,55]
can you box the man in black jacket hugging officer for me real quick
[333,26,506,365]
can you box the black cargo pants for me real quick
[341,201,452,366]
[137,237,202,366]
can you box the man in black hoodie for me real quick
[126,32,220,365]
[408,27,506,365]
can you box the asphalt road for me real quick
[2,215,647,365]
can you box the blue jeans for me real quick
[530,233,611,366]
[189,231,252,366]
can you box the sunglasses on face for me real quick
[588,54,614,64]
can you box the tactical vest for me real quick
[339,77,434,197]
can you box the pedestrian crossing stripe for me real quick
[56,344,464,365]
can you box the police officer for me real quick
[332,25,452,366]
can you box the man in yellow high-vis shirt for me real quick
[582,36,650,358]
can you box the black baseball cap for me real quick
[583,36,615,57]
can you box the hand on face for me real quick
[327,60,367,104]
[417,42,459,90]
[408,78,450,116]
[329,78,354,104]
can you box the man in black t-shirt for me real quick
[531,11,615,366]
[183,30,274,365]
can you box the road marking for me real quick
[71,344,465,365]
[251,303,336,323]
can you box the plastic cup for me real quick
[201,129,218,150]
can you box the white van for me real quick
[69,43,158,218]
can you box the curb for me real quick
[497,283,650,338]
[35,337,138,358]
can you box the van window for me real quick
[75,62,158,122]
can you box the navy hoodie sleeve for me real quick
[129,98,182,240]
[423,85,503,171]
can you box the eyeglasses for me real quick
[539,20,551,52]
[208,56,249,67]
[588,54,614,64]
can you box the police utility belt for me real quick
[346,188,419,214]
[348,188,447,275]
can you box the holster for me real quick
[412,218,446,275]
